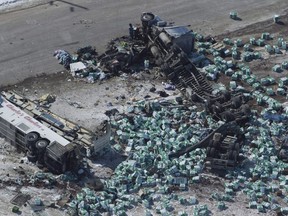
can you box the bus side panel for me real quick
[0,117,27,151]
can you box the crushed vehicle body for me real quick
[140,12,214,102]
[169,121,243,170]
[0,91,111,173]
[139,12,250,123]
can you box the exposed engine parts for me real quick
[139,12,250,124]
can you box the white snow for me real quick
[0,0,40,11]
[0,0,24,8]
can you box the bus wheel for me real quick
[25,132,39,146]
[36,161,44,169]
[27,151,37,163]
[36,139,49,150]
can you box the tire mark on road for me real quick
[58,41,80,47]
[0,50,36,64]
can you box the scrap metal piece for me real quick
[10,193,31,207]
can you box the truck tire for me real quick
[36,139,49,150]
[212,104,223,114]
[210,148,216,157]
[232,151,237,161]
[241,104,251,115]
[222,90,231,101]
[229,150,237,161]
[27,151,37,163]
[231,96,242,109]
[191,94,199,102]
[213,141,219,148]
[234,143,240,152]
[208,140,214,147]
[205,99,213,113]
[221,111,235,122]
[161,63,171,76]
[207,147,211,157]
[141,12,155,22]
[228,150,233,160]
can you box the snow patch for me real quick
[0,0,40,11]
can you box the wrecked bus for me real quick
[0,94,79,174]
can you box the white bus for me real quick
[0,94,78,173]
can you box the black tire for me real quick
[234,143,240,152]
[231,96,242,109]
[222,90,231,101]
[212,104,223,114]
[205,99,213,113]
[229,143,235,150]
[36,161,44,169]
[210,148,216,157]
[213,141,219,148]
[25,132,39,145]
[221,111,235,122]
[36,139,49,150]
[161,63,171,75]
[27,151,37,163]
[229,150,237,161]
[208,140,214,147]
[228,150,233,160]
[191,94,199,102]
[207,147,211,157]
[141,12,155,22]
[241,104,251,115]
[232,151,238,161]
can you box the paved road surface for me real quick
[0,0,287,86]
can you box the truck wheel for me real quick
[207,147,211,157]
[241,104,251,115]
[234,143,240,152]
[161,63,171,75]
[27,151,37,163]
[191,94,199,102]
[212,105,222,114]
[213,141,219,148]
[231,96,242,109]
[222,111,235,122]
[141,12,155,22]
[205,99,213,113]
[222,90,231,101]
[208,140,214,147]
[232,151,238,161]
[228,150,233,160]
[210,148,215,157]
[36,139,49,150]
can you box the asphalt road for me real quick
[0,0,287,86]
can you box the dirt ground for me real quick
[1,0,288,215]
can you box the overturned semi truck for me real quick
[138,13,250,169]
[139,12,250,123]
[0,91,110,174]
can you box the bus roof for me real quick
[0,97,70,146]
